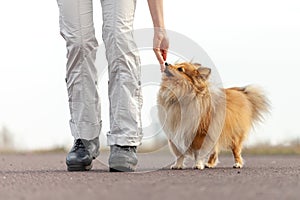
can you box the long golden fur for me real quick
[157,62,269,169]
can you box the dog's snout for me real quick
[164,62,170,73]
[164,64,169,73]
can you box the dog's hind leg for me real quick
[231,143,244,168]
[205,145,219,168]
[169,140,185,169]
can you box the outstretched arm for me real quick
[148,0,169,72]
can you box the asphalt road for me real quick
[0,152,299,200]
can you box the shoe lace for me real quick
[73,139,86,150]
[117,145,136,153]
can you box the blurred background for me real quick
[0,0,299,153]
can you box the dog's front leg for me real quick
[193,151,206,170]
[169,140,185,169]
[171,155,185,170]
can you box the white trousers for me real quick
[57,0,142,146]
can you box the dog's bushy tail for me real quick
[242,85,270,123]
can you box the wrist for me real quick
[154,27,166,34]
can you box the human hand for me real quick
[153,28,169,72]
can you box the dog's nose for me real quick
[165,62,169,67]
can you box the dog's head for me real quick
[162,62,211,94]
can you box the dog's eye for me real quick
[177,67,184,72]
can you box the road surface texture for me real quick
[0,152,299,200]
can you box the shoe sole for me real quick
[66,152,99,172]
[109,166,135,172]
[67,163,93,171]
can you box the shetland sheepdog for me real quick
[157,62,269,169]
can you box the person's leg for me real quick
[57,0,101,171]
[101,0,142,171]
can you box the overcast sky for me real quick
[0,0,299,150]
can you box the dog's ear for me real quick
[197,67,211,80]
[193,63,202,68]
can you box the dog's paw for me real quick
[193,164,205,170]
[170,164,184,170]
[233,163,243,168]
[205,163,215,169]
[193,159,205,170]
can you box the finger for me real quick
[153,48,165,65]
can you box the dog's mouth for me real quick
[164,68,174,77]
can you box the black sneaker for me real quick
[109,145,138,172]
[66,137,100,171]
